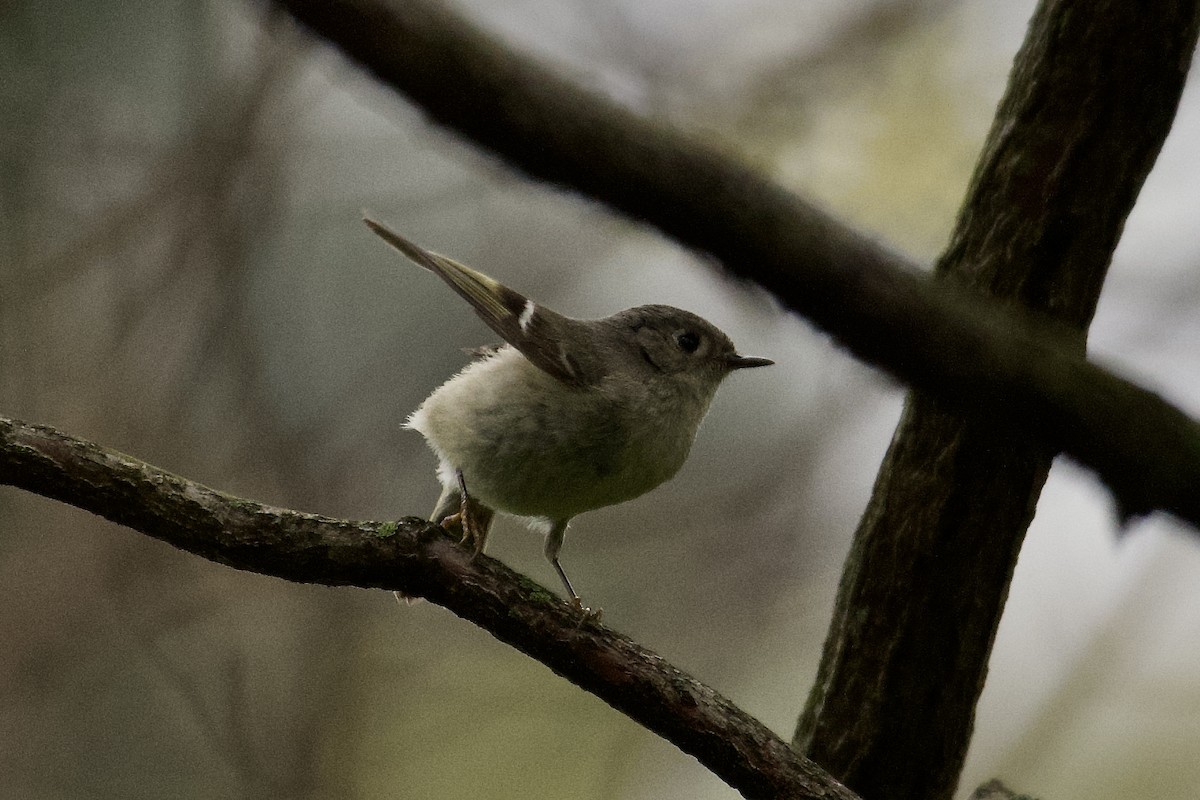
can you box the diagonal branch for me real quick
[271,0,1200,532]
[797,4,1200,798]
[0,414,858,800]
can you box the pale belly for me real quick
[408,349,706,521]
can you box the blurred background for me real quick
[2,1,1200,797]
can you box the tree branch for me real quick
[0,414,858,800]
[970,780,1039,800]
[270,0,1200,533]
[797,3,1200,800]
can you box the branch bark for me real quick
[0,414,857,800]
[970,781,1039,800]
[270,0,1200,534]
[259,2,1200,797]
[796,4,1200,799]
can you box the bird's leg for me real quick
[434,468,494,559]
[544,520,601,621]
[395,471,494,606]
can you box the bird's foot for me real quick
[569,595,603,624]
[438,510,480,554]
[439,481,486,559]
[439,510,463,533]
[392,590,422,606]
[457,468,484,559]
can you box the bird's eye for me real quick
[675,331,701,353]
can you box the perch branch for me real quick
[970,780,1039,800]
[0,414,857,800]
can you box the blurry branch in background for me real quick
[574,0,956,121]
[14,10,335,504]
[0,414,861,800]
[269,0,1200,534]
[747,0,955,112]
[118,16,343,504]
[2,8,370,794]
[139,639,262,792]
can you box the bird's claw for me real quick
[570,596,603,623]
[439,508,484,560]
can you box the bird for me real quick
[365,216,772,615]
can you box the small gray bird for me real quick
[365,217,772,614]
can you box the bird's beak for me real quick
[725,354,774,370]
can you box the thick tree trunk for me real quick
[795,3,1200,800]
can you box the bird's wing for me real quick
[365,217,600,387]
[462,343,506,361]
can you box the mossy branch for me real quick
[0,413,858,800]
